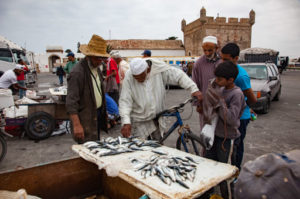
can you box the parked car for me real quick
[240,62,281,113]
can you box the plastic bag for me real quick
[199,115,218,150]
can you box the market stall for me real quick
[72,138,239,199]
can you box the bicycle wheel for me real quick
[176,130,204,156]
[0,135,7,162]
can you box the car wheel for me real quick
[273,87,281,101]
[262,96,271,114]
[25,111,55,140]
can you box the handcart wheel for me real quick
[25,111,55,140]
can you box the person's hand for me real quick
[73,123,85,142]
[191,91,203,105]
[206,87,221,107]
[196,105,203,113]
[250,108,257,121]
[121,124,131,138]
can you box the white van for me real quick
[0,38,36,85]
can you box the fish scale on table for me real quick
[82,136,161,157]
[130,152,200,189]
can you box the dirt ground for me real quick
[1,70,300,173]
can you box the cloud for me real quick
[0,0,299,58]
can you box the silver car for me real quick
[240,62,281,113]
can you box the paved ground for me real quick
[1,70,300,173]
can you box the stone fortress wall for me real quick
[181,7,255,56]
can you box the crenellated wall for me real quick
[182,7,255,56]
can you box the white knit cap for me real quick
[130,58,148,75]
[203,36,218,45]
[14,64,24,70]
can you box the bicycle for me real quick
[156,98,205,156]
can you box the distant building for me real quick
[34,46,84,73]
[106,39,185,57]
[181,7,255,56]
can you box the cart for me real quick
[4,87,69,140]
[23,100,69,140]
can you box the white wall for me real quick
[34,53,49,72]
[34,52,84,73]
[111,50,185,57]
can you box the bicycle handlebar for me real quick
[156,98,196,118]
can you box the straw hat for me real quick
[80,34,110,57]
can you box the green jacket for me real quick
[64,60,78,74]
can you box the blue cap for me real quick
[141,50,151,57]
[67,52,75,57]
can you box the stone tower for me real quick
[181,7,255,56]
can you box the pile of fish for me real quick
[83,136,161,157]
[131,152,199,189]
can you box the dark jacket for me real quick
[66,58,107,141]
[56,66,65,76]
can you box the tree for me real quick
[77,42,81,53]
[166,36,178,40]
[65,49,72,53]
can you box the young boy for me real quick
[221,43,257,170]
[204,61,246,199]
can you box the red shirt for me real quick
[107,58,120,84]
[17,66,29,81]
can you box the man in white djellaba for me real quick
[119,58,202,140]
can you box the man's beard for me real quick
[206,53,216,61]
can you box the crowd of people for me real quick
[38,34,299,199]
[0,33,297,198]
[0,33,298,198]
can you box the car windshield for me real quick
[0,49,13,62]
[12,50,30,65]
[241,64,268,80]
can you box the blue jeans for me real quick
[58,75,63,85]
[235,119,250,169]
[17,80,26,99]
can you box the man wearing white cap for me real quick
[119,58,202,140]
[0,65,27,92]
[192,35,222,130]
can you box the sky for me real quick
[0,0,299,58]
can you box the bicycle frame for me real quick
[158,111,183,144]
[157,99,204,156]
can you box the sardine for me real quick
[185,156,198,164]
[176,179,189,189]
[151,149,168,155]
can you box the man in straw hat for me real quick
[66,34,108,143]
[119,58,202,140]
